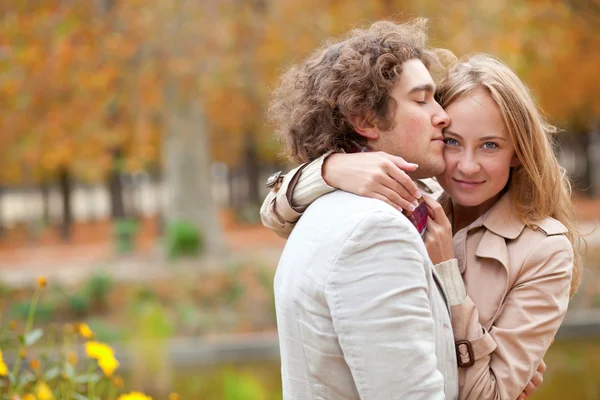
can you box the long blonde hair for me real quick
[436,54,582,297]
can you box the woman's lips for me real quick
[452,178,484,189]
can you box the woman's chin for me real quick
[447,192,483,207]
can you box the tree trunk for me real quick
[58,166,73,240]
[245,133,261,205]
[587,120,600,197]
[40,182,50,224]
[107,148,126,219]
[227,167,236,208]
[162,83,225,255]
[0,188,4,238]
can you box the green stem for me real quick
[9,288,41,392]
[62,328,72,400]
[87,362,96,399]
[90,380,96,400]
[108,380,117,400]
[24,289,40,334]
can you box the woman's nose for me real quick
[457,156,481,175]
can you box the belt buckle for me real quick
[456,340,475,368]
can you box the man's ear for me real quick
[349,114,379,140]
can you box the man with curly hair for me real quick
[269,19,458,399]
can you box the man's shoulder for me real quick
[309,190,391,214]
[305,191,416,232]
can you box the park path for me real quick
[0,198,598,287]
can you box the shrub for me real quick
[67,292,91,317]
[114,218,139,254]
[86,271,115,309]
[9,300,56,323]
[164,220,204,259]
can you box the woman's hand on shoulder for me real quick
[322,152,422,212]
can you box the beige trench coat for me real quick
[260,161,573,400]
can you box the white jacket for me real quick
[274,190,459,399]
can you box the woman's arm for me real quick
[424,198,568,400]
[260,153,336,238]
[260,151,423,237]
[451,235,572,400]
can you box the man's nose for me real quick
[432,107,450,128]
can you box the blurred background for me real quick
[0,0,599,399]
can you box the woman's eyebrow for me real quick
[444,130,508,141]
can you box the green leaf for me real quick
[18,370,36,385]
[45,366,60,380]
[65,362,75,379]
[8,371,16,384]
[75,373,101,384]
[72,393,90,400]
[25,328,43,346]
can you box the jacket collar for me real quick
[467,193,518,275]
[480,191,526,240]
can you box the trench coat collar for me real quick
[480,191,525,240]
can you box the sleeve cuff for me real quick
[291,151,336,209]
[434,259,467,306]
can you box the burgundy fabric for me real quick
[347,143,428,237]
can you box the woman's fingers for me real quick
[373,186,415,211]
[385,153,419,172]
[372,193,402,211]
[378,174,419,210]
[381,159,421,200]
[531,370,543,388]
[422,195,447,222]
[522,381,537,397]
[538,360,547,374]
[522,369,543,398]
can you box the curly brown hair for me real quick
[268,18,443,163]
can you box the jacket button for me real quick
[266,171,282,188]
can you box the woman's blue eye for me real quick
[444,138,458,146]
[483,142,498,149]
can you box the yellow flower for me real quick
[85,341,114,360]
[9,320,17,331]
[76,323,94,339]
[19,349,27,359]
[98,354,119,377]
[113,375,124,388]
[37,276,47,289]
[117,391,153,400]
[67,351,78,365]
[23,394,37,400]
[85,341,120,376]
[0,349,8,376]
[29,358,40,371]
[35,382,54,400]
[169,394,180,400]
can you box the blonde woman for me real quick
[261,54,581,400]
